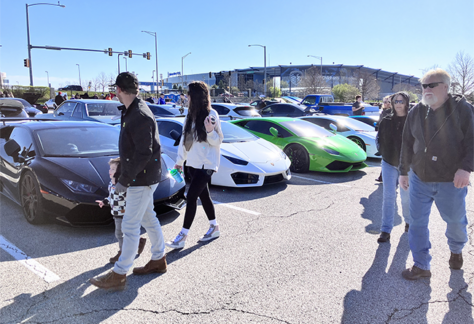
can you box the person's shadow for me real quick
[442,270,474,324]
[359,184,383,234]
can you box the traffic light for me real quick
[229,71,231,76]
[209,72,212,78]
[128,50,132,58]
[161,80,164,86]
[146,52,150,60]
[24,59,30,67]
[108,48,113,56]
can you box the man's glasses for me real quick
[394,100,404,104]
[422,82,443,89]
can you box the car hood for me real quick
[221,139,283,163]
[300,135,367,160]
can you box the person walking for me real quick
[165,81,223,249]
[54,91,65,106]
[376,91,411,243]
[352,95,364,115]
[89,72,166,290]
[399,68,474,280]
[96,157,146,264]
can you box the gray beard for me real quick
[421,93,438,106]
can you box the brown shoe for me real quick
[89,270,126,290]
[402,266,431,280]
[449,252,463,270]
[133,256,167,275]
[109,251,121,264]
[137,238,146,255]
[377,232,390,243]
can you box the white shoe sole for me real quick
[199,231,220,242]
[165,241,185,249]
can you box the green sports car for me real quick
[231,117,367,173]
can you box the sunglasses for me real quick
[422,82,443,89]
[394,100,404,104]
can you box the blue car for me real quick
[349,115,380,130]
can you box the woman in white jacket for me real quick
[165,81,224,249]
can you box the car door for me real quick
[54,101,77,119]
[157,121,182,161]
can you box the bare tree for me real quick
[97,72,108,92]
[353,70,380,101]
[447,51,474,96]
[299,67,328,96]
[420,64,440,77]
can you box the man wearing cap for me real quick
[54,91,65,106]
[90,72,167,290]
[159,93,166,105]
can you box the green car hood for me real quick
[298,134,367,161]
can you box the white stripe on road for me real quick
[212,200,261,215]
[0,235,60,283]
[291,175,352,188]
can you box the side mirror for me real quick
[169,129,181,146]
[269,127,279,137]
[329,123,337,133]
[4,139,21,157]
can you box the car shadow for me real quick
[287,169,368,186]
[207,181,288,204]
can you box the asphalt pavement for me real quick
[1,161,473,323]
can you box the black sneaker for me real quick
[377,232,390,243]
[405,223,409,232]
[402,266,431,280]
[449,252,463,270]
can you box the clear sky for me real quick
[1,0,473,89]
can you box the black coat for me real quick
[376,113,407,167]
[118,97,162,187]
[399,95,474,182]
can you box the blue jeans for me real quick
[381,160,411,233]
[408,172,468,270]
[114,184,165,275]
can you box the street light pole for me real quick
[248,44,267,96]
[45,71,50,98]
[117,53,123,73]
[26,2,65,86]
[76,64,81,87]
[142,31,158,95]
[181,52,191,89]
[123,57,128,71]
[45,70,49,87]
[307,55,323,75]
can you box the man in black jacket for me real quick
[399,69,474,280]
[90,72,167,290]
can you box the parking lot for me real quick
[1,161,473,323]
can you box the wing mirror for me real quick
[269,127,280,137]
[4,139,21,157]
[329,123,337,133]
[169,129,182,146]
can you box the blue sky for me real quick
[1,0,473,88]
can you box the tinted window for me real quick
[233,106,260,117]
[221,121,257,143]
[242,120,277,136]
[302,96,315,105]
[86,102,121,116]
[280,120,333,138]
[212,105,230,115]
[149,105,174,116]
[157,121,182,139]
[9,127,34,151]
[301,118,333,130]
[55,102,77,117]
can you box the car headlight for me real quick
[60,179,98,193]
[323,148,340,155]
[222,155,248,166]
[280,150,287,159]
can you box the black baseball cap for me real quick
[112,72,139,90]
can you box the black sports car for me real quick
[0,120,185,226]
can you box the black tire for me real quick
[284,144,309,173]
[20,171,46,224]
[348,136,366,151]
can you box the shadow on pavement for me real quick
[442,270,474,324]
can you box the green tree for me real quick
[269,87,282,98]
[211,84,218,89]
[332,83,360,102]
[218,80,225,89]
[406,91,418,102]
[172,84,178,89]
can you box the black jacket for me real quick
[118,97,162,187]
[399,94,474,182]
[376,113,407,167]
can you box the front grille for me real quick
[231,172,259,184]
[65,204,113,226]
[264,174,284,184]
[326,161,364,171]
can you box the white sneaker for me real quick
[199,225,220,242]
[165,232,187,249]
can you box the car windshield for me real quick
[336,118,375,131]
[280,120,333,138]
[221,122,257,143]
[36,126,119,157]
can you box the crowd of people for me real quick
[87,68,473,290]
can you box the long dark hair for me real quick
[391,91,410,116]
[184,81,211,143]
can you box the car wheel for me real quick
[348,136,366,151]
[20,171,46,224]
[284,144,309,173]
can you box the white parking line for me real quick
[0,235,60,283]
[212,200,261,215]
[291,175,352,188]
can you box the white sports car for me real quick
[211,103,261,120]
[299,115,381,158]
[156,117,292,187]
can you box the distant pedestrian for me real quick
[95,157,146,264]
[75,93,81,99]
[89,72,166,290]
[352,95,364,115]
[146,97,154,104]
[375,91,411,243]
[165,81,223,249]
[159,93,166,105]
[55,92,65,106]
[177,93,188,109]
[399,68,474,280]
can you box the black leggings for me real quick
[183,167,215,230]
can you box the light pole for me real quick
[76,64,81,88]
[307,55,323,75]
[26,2,65,86]
[117,53,123,73]
[123,57,128,71]
[248,44,267,96]
[142,31,158,94]
[181,52,191,89]
[45,71,50,98]
[151,70,155,93]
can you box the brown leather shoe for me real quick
[89,270,126,290]
[377,232,390,243]
[109,251,121,264]
[402,266,431,280]
[133,256,167,275]
[449,252,463,270]
[137,237,146,255]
